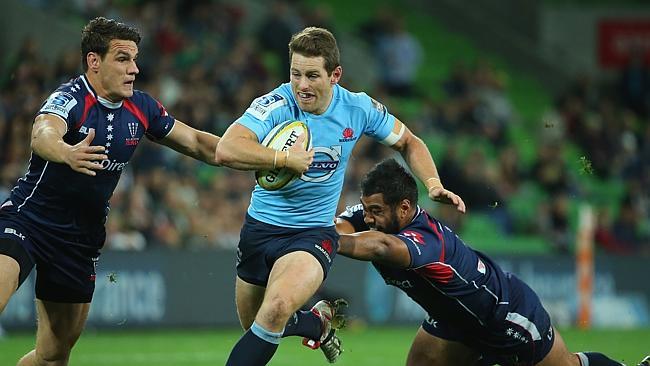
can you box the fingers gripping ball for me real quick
[256,120,311,190]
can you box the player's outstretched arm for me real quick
[338,231,411,268]
[388,119,466,213]
[157,120,221,166]
[215,123,312,174]
[31,114,107,176]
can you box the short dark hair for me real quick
[81,17,141,71]
[361,158,418,207]
[288,27,340,75]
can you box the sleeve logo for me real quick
[247,93,286,120]
[40,91,78,119]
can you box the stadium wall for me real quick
[2,250,648,330]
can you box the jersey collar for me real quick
[80,74,124,109]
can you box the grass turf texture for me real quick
[0,327,647,365]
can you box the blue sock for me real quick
[226,321,282,366]
[576,352,625,366]
[282,310,322,340]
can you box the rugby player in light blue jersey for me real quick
[217,27,466,365]
[0,17,221,366]
[337,159,645,366]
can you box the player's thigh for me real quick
[256,251,324,330]
[535,328,580,366]
[34,300,91,357]
[0,254,20,312]
[0,234,35,313]
[235,276,266,330]
[406,326,479,366]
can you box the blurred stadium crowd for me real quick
[0,0,648,254]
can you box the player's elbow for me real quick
[369,241,392,262]
[214,138,238,167]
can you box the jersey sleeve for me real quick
[37,87,83,131]
[360,93,395,143]
[142,94,176,140]
[394,228,443,269]
[235,91,290,142]
[337,204,369,232]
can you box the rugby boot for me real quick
[302,299,345,363]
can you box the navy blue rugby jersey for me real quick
[2,74,175,236]
[338,204,512,330]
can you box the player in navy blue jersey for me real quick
[217,27,466,365]
[0,17,221,366]
[336,159,644,366]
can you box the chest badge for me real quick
[125,121,140,146]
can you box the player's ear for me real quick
[87,52,101,72]
[330,66,342,84]
[399,199,411,217]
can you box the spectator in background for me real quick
[374,15,422,97]
[256,0,302,74]
[611,196,649,254]
[619,50,650,119]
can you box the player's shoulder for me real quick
[339,203,364,218]
[336,85,385,114]
[39,75,90,120]
[50,75,90,101]
[246,84,294,120]
[128,89,156,106]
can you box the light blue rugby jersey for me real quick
[236,83,396,228]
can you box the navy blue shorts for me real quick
[236,214,339,286]
[421,273,554,366]
[0,211,103,303]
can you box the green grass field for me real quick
[0,326,647,365]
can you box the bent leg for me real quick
[0,254,20,313]
[406,326,479,366]
[226,251,325,366]
[235,276,266,330]
[255,251,324,332]
[536,328,623,366]
[18,300,90,366]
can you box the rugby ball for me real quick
[255,120,311,190]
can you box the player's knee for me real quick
[406,350,440,366]
[259,296,295,327]
[34,347,72,366]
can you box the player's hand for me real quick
[64,128,108,176]
[428,187,466,213]
[284,132,314,175]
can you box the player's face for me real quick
[290,53,341,115]
[97,40,139,101]
[361,193,402,234]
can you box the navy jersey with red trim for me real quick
[3,74,175,239]
[338,204,512,330]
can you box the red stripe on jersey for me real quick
[123,99,149,130]
[415,263,454,284]
[75,94,97,129]
[155,99,169,117]
[427,215,445,262]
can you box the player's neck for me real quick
[85,72,122,103]
[398,208,418,229]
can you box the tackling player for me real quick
[336,158,647,366]
[216,27,465,365]
[0,17,221,366]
